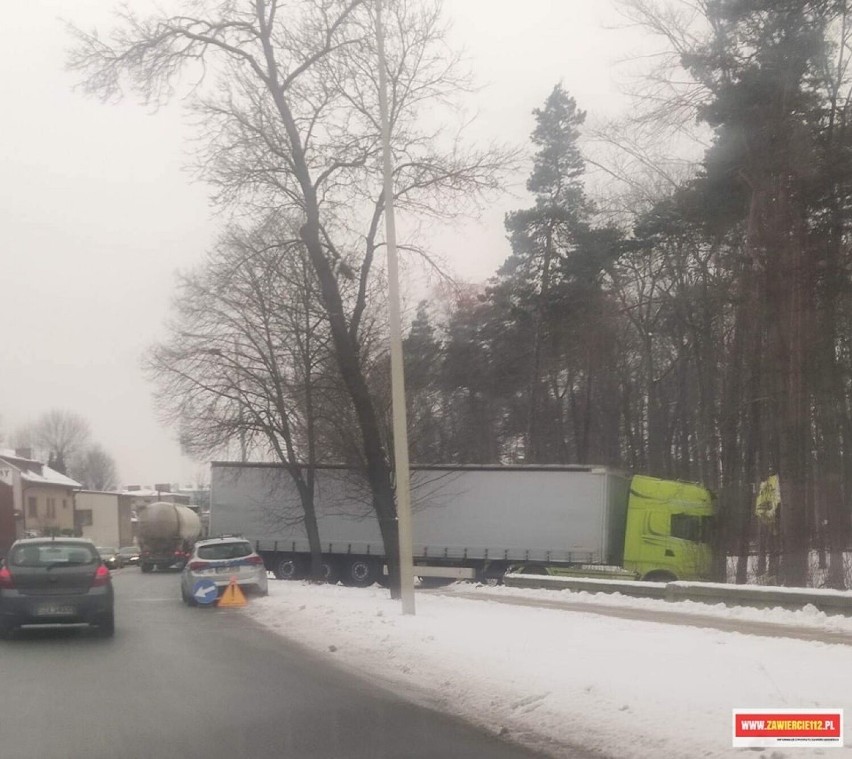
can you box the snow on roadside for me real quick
[246,582,852,759]
[441,582,852,634]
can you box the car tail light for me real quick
[91,564,111,587]
[0,566,14,589]
[245,555,264,566]
[189,560,210,571]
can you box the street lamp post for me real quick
[375,0,416,615]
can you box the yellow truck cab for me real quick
[622,475,715,581]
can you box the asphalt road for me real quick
[0,569,552,759]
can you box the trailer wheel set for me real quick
[269,554,383,588]
[265,553,513,588]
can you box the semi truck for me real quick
[210,463,716,586]
[137,502,202,572]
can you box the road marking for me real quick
[134,598,180,602]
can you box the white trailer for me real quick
[210,463,632,586]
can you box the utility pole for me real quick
[375,0,415,615]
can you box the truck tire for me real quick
[342,558,379,588]
[642,571,677,583]
[140,563,153,573]
[321,560,340,585]
[475,564,508,586]
[517,564,550,576]
[274,557,304,581]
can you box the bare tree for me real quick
[69,444,119,491]
[9,424,36,456]
[19,410,92,474]
[69,0,512,596]
[148,216,372,580]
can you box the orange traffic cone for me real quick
[218,576,247,608]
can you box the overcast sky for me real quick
[0,1,647,487]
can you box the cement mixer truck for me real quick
[137,502,202,573]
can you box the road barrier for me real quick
[503,574,852,616]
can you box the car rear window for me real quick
[197,542,253,560]
[9,543,98,567]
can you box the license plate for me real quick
[35,604,74,617]
[216,566,236,574]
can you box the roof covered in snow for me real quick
[0,453,81,489]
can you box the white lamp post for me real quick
[375,0,415,615]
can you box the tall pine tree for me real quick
[494,84,622,463]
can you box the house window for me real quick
[27,497,37,518]
[75,510,93,528]
[47,498,56,519]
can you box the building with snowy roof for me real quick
[0,450,81,542]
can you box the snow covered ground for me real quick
[245,581,852,758]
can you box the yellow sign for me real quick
[755,474,781,524]
[217,577,247,608]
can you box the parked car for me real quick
[117,545,140,566]
[0,538,115,637]
[180,537,268,606]
[97,547,121,569]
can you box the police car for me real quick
[180,536,268,606]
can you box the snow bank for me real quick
[246,582,852,758]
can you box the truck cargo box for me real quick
[211,464,630,565]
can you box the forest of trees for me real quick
[403,1,852,588]
[73,0,852,589]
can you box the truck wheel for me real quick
[475,565,507,586]
[321,560,340,585]
[274,557,304,581]
[517,564,550,576]
[642,571,677,583]
[342,558,379,588]
[140,563,153,573]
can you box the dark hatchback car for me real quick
[97,546,121,570]
[117,545,140,567]
[0,538,115,638]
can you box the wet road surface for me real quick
[0,569,553,759]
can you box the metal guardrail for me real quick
[503,574,852,616]
[504,574,668,599]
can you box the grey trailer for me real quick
[210,463,631,586]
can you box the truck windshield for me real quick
[670,514,714,544]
